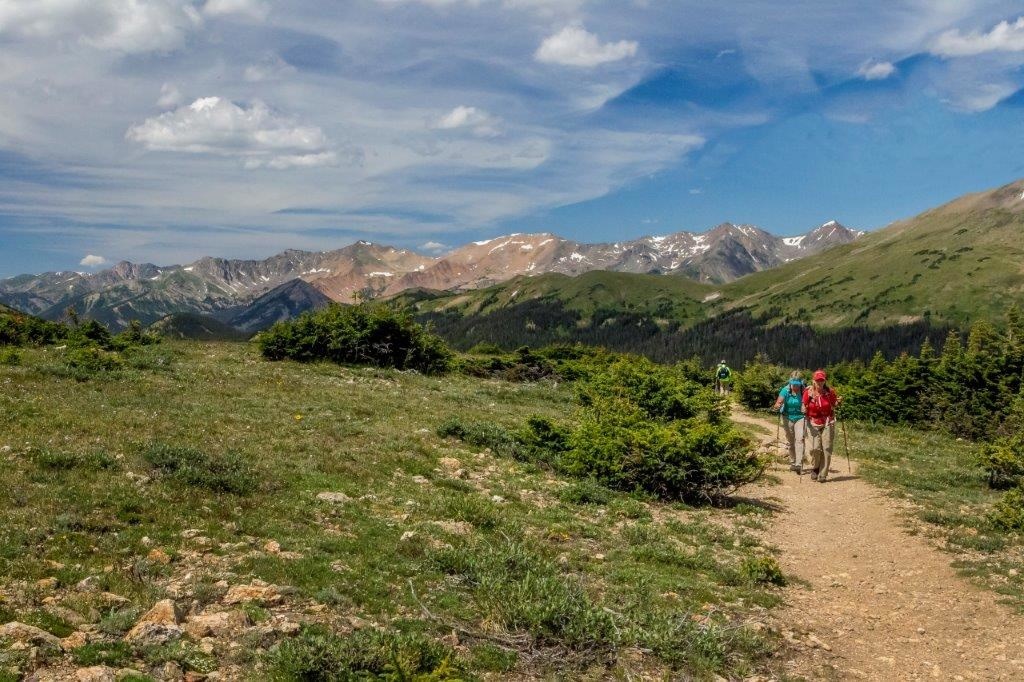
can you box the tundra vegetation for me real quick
[0,305,785,680]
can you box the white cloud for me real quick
[931,16,1024,57]
[419,240,448,253]
[157,83,183,109]
[79,254,107,267]
[126,97,339,170]
[244,53,297,82]
[947,82,1018,112]
[431,106,503,137]
[858,60,896,80]
[535,25,638,67]
[203,0,269,21]
[0,0,202,53]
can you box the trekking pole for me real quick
[840,417,851,474]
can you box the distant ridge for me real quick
[0,219,860,330]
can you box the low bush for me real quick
[436,416,566,466]
[565,397,763,503]
[738,556,786,586]
[267,625,464,681]
[142,443,258,495]
[63,346,123,378]
[989,486,1024,531]
[0,310,67,347]
[72,642,132,667]
[258,303,452,374]
[733,357,788,411]
[980,435,1024,490]
[0,347,21,366]
[457,346,556,382]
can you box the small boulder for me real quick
[62,631,90,650]
[0,622,61,649]
[182,610,248,639]
[124,599,182,645]
[263,540,281,554]
[76,666,118,682]
[223,583,280,606]
[36,577,59,590]
[316,491,351,504]
[147,548,172,565]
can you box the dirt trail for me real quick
[731,409,1024,681]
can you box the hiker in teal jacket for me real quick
[773,372,806,472]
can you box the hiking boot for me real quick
[789,464,802,473]
[817,477,827,483]
[809,472,818,481]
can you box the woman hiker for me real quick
[772,372,805,473]
[802,369,842,483]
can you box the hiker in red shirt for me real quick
[802,369,842,483]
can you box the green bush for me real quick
[64,346,123,375]
[565,397,763,503]
[456,346,556,382]
[258,303,452,374]
[0,347,21,366]
[558,478,612,506]
[738,556,786,586]
[989,486,1024,531]
[733,358,787,411]
[267,625,464,681]
[0,310,67,347]
[980,435,1024,490]
[436,416,565,466]
[142,443,258,495]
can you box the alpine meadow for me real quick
[4,2,1024,681]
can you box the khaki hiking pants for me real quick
[806,420,835,480]
[782,418,805,467]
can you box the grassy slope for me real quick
[722,179,1024,328]
[847,423,1024,609]
[0,342,785,680]
[401,270,718,322]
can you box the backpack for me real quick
[717,365,731,380]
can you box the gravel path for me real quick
[732,409,1024,681]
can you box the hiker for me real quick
[773,371,805,472]
[802,369,842,482]
[715,360,732,395]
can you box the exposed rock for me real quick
[76,576,101,592]
[0,622,61,649]
[316,491,351,504]
[36,577,59,590]
[263,540,281,554]
[400,531,417,542]
[157,661,184,681]
[47,605,89,626]
[124,599,183,645]
[97,592,130,607]
[147,548,172,565]
[183,610,248,639]
[223,583,281,606]
[61,631,90,650]
[76,666,117,682]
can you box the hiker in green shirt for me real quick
[715,360,732,395]
[773,372,805,473]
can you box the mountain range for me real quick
[0,220,860,331]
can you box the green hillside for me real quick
[403,270,718,319]
[721,179,1024,328]
[148,312,250,341]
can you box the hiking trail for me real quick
[731,408,1024,681]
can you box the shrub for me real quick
[733,358,787,411]
[436,416,565,466]
[565,397,764,503]
[577,355,721,423]
[0,347,21,366]
[31,449,118,472]
[558,478,612,506]
[980,435,1024,490]
[258,303,452,374]
[64,346,123,376]
[142,443,258,495]
[267,625,463,680]
[738,556,786,586]
[989,487,1024,531]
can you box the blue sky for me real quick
[2,1,1024,276]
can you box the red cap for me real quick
[813,370,827,381]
